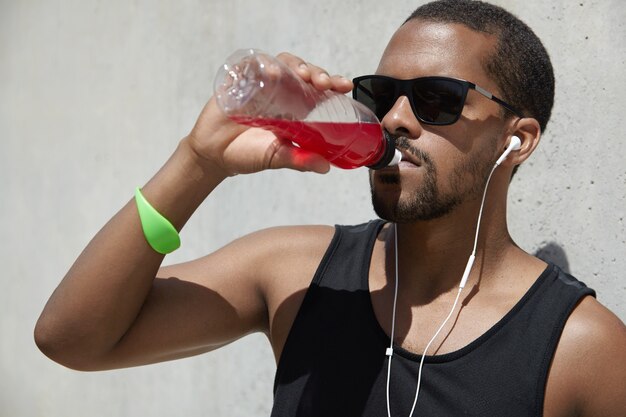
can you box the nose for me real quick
[380,95,423,139]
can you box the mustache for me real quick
[390,134,434,168]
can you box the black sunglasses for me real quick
[352,75,523,126]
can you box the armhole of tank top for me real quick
[359,219,387,289]
[534,285,596,415]
[272,224,344,394]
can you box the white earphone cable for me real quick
[386,160,501,417]
[385,223,400,417]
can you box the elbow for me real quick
[33,316,74,369]
[34,315,102,372]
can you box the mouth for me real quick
[391,135,423,168]
[397,149,420,168]
[374,149,420,174]
[373,150,420,182]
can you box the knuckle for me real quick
[276,52,298,63]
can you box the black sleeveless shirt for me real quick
[270,220,595,417]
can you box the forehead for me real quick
[377,20,499,89]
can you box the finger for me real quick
[308,66,333,90]
[276,52,311,82]
[269,139,331,174]
[306,66,353,92]
[329,74,354,93]
[276,52,337,91]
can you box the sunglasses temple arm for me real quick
[491,96,524,118]
[472,83,523,118]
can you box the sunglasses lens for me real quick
[411,79,465,125]
[353,78,397,120]
[353,77,468,125]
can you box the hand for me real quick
[185,52,354,177]
[277,52,353,93]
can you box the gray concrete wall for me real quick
[1,0,624,415]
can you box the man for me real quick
[35,1,625,416]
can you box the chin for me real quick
[369,176,460,223]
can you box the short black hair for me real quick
[405,0,555,134]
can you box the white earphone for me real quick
[495,135,522,166]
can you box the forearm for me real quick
[34,137,227,368]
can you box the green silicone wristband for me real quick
[134,187,181,254]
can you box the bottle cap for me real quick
[388,149,402,166]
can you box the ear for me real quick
[501,117,541,167]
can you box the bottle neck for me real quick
[367,130,400,169]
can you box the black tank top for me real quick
[270,220,595,417]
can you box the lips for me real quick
[375,151,419,175]
[398,149,421,168]
[398,159,419,169]
[375,149,420,172]
[391,135,422,168]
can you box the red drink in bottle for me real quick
[231,117,387,169]
[215,49,400,169]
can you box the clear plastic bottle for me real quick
[213,49,401,169]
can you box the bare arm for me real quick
[34,54,352,371]
[33,132,253,370]
[545,296,626,417]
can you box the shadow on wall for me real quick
[534,242,570,274]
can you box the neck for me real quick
[385,170,515,300]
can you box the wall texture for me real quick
[1,0,624,416]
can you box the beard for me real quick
[370,136,496,223]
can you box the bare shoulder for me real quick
[232,224,337,360]
[559,296,626,367]
[242,224,338,282]
[217,224,337,280]
[546,295,626,417]
[236,224,336,257]
[239,224,336,293]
